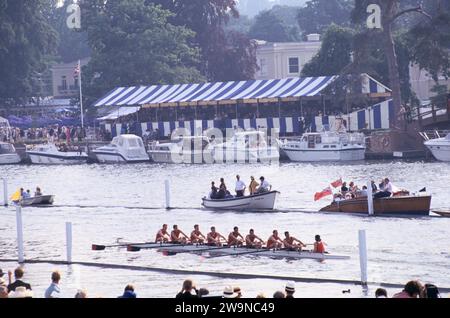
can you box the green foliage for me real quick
[297,0,352,36]
[0,0,58,101]
[79,0,203,104]
[430,84,449,109]
[249,10,297,42]
[301,24,354,77]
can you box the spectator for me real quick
[75,289,88,298]
[256,293,266,298]
[176,279,198,299]
[285,281,295,298]
[45,271,61,298]
[423,284,440,298]
[222,286,238,298]
[375,288,388,298]
[0,285,8,298]
[7,267,32,293]
[392,280,423,298]
[233,286,242,298]
[273,291,286,298]
[8,286,33,298]
[118,284,137,298]
[198,288,210,298]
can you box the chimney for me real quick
[306,34,320,42]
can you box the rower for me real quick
[228,226,244,246]
[155,224,170,243]
[267,230,284,249]
[207,226,227,247]
[283,231,306,251]
[245,229,265,248]
[313,235,327,253]
[171,225,189,244]
[190,224,206,244]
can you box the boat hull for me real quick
[213,148,280,164]
[282,148,365,162]
[27,152,88,165]
[320,195,431,216]
[93,151,149,164]
[0,154,21,164]
[149,151,212,164]
[202,191,278,211]
[20,195,55,206]
[424,143,450,161]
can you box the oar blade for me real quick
[127,245,141,252]
[92,244,106,251]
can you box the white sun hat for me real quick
[223,285,238,298]
[8,286,33,298]
[285,281,296,293]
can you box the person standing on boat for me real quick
[207,227,227,247]
[374,178,393,199]
[257,177,272,194]
[245,229,265,248]
[155,224,170,243]
[313,235,326,253]
[249,176,259,196]
[235,175,246,197]
[283,232,306,251]
[171,225,189,244]
[267,230,284,249]
[228,227,244,246]
[190,225,206,244]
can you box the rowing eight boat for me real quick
[128,243,350,260]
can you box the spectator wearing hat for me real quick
[118,284,137,298]
[375,288,388,298]
[8,286,33,298]
[45,271,61,298]
[176,279,199,299]
[285,281,295,298]
[7,267,32,293]
[233,286,242,298]
[223,286,238,298]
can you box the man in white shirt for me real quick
[235,175,246,197]
[374,178,392,199]
[257,177,272,193]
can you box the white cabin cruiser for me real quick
[213,131,279,164]
[93,134,149,163]
[202,191,278,211]
[279,131,366,162]
[424,133,450,161]
[0,142,21,164]
[27,143,88,164]
[148,136,213,164]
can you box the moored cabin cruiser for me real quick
[148,136,213,164]
[212,131,279,164]
[27,143,88,164]
[92,134,149,163]
[0,142,21,164]
[279,131,366,162]
[424,133,450,162]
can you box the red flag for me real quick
[314,187,332,201]
[331,178,343,188]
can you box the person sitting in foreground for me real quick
[423,284,440,298]
[313,235,326,253]
[176,279,198,299]
[257,177,272,194]
[392,280,423,298]
[245,229,265,248]
[118,284,136,298]
[375,288,388,298]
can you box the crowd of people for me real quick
[0,267,442,299]
[209,175,272,200]
[0,125,88,144]
[333,178,407,202]
[154,223,325,253]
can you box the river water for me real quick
[1,161,449,298]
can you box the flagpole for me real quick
[78,59,84,129]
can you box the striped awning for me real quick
[94,76,337,107]
[97,106,141,121]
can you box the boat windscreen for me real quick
[0,144,14,154]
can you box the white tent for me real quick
[0,116,10,128]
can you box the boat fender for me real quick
[381,136,390,148]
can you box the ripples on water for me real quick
[0,161,449,298]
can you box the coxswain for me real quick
[171,225,189,244]
[207,226,227,247]
[190,224,206,244]
[228,226,244,246]
[35,187,42,197]
[245,229,265,248]
[155,224,170,243]
[267,230,284,249]
[313,235,327,253]
[283,231,306,251]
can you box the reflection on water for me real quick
[0,161,449,298]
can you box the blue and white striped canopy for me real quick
[94,76,337,107]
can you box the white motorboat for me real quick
[27,143,88,164]
[92,134,149,163]
[212,131,279,164]
[424,133,450,162]
[279,131,366,162]
[148,136,213,164]
[202,191,278,211]
[0,142,21,164]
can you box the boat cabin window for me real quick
[0,144,14,154]
[331,145,337,148]
[323,145,329,149]
[127,138,139,148]
[315,136,322,144]
[308,135,315,149]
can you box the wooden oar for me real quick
[92,242,149,251]
[127,242,188,252]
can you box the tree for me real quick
[297,0,353,36]
[249,8,300,42]
[0,0,58,102]
[301,24,354,77]
[79,0,203,104]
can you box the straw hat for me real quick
[8,287,33,298]
[223,286,238,298]
[285,281,295,293]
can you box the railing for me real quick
[410,104,450,125]
[419,130,450,141]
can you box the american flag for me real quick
[74,61,81,77]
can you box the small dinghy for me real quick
[19,195,55,207]
[202,191,279,211]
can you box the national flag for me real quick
[314,187,332,201]
[74,61,81,77]
[331,178,343,188]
